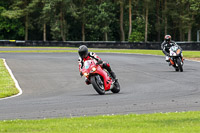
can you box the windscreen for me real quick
[170,45,178,52]
[84,60,92,69]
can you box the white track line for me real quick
[0,58,22,100]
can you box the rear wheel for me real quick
[175,68,179,72]
[111,80,120,93]
[90,75,105,95]
[177,58,183,72]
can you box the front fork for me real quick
[170,57,183,67]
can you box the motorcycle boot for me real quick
[165,56,170,62]
[165,56,171,66]
[102,63,117,81]
[110,71,116,80]
[110,71,119,84]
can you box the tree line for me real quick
[0,0,199,42]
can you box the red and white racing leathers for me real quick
[78,52,101,72]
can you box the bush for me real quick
[129,31,144,42]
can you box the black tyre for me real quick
[177,58,183,72]
[111,80,120,93]
[90,75,105,95]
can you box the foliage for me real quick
[0,0,199,41]
[129,17,145,42]
[0,2,24,40]
[84,1,116,41]
[129,31,144,42]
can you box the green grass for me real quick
[0,112,200,133]
[0,47,200,58]
[0,59,19,98]
[0,46,75,49]
[0,50,77,53]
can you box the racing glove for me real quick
[80,71,83,77]
[167,53,170,56]
[96,60,103,65]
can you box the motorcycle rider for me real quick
[161,35,182,65]
[78,45,117,85]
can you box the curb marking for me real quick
[0,58,22,100]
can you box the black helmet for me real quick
[78,45,88,58]
[164,35,171,43]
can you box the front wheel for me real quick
[177,58,183,72]
[90,75,105,95]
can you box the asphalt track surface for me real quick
[0,52,200,120]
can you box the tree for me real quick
[97,1,116,41]
[156,0,161,41]
[168,0,200,41]
[128,0,132,40]
[144,0,150,42]
[48,0,74,41]
[164,0,167,35]
[129,16,145,42]
[77,0,87,41]
[119,0,125,41]
[184,0,200,41]
[83,0,116,41]
[39,0,52,41]
[0,0,199,41]
[2,0,40,40]
[0,1,24,40]
[79,0,86,41]
[73,0,90,41]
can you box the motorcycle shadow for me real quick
[76,92,123,97]
[161,70,187,73]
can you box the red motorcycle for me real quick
[81,60,120,95]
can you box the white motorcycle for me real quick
[169,45,184,72]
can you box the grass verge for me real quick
[1,112,200,133]
[0,47,200,58]
[0,59,19,98]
